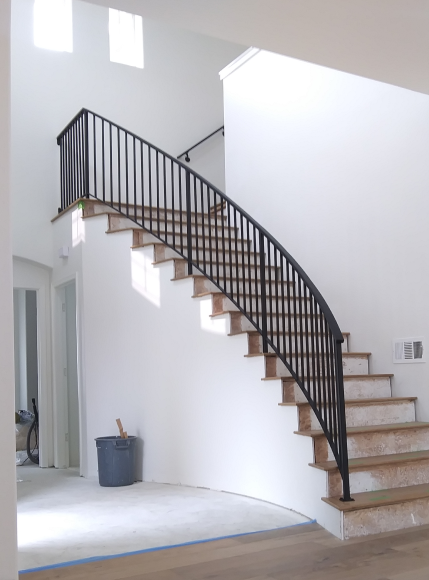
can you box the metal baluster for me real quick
[93,115,97,200]
[84,111,90,199]
[292,269,299,375]
[259,231,268,353]
[247,221,252,320]
[186,171,192,275]
[253,225,260,328]
[102,120,105,203]
[140,141,145,227]
[240,214,246,313]
[267,241,273,344]
[109,123,113,208]
[171,160,175,249]
[323,316,333,446]
[286,261,292,362]
[208,188,213,280]
[133,136,137,220]
[297,275,305,383]
[194,176,198,268]
[163,155,167,243]
[335,340,352,502]
[148,146,152,231]
[214,193,220,286]
[201,181,206,272]
[117,127,121,212]
[309,292,317,408]
[329,331,338,447]
[179,166,183,254]
[233,208,239,307]
[76,118,81,200]
[124,132,129,216]
[279,258,286,359]
[156,150,160,236]
[274,249,280,353]
[221,197,226,291]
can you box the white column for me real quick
[0,1,18,578]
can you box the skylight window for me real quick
[109,9,143,69]
[34,0,73,53]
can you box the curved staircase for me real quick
[56,110,429,539]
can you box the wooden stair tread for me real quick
[323,482,429,512]
[311,449,429,472]
[261,373,393,382]
[133,241,247,251]
[295,421,429,437]
[228,329,350,337]
[172,272,291,283]
[279,396,417,408]
[245,352,370,359]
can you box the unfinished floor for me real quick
[17,465,308,573]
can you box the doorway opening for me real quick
[14,289,39,465]
[58,281,80,469]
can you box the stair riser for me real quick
[249,332,349,355]
[215,295,316,317]
[154,244,264,267]
[299,401,415,431]
[230,311,355,337]
[104,203,229,226]
[265,355,368,379]
[135,231,251,252]
[328,459,429,496]
[108,213,237,237]
[342,498,429,538]
[173,261,281,283]
[190,273,294,298]
[315,427,429,462]
[283,377,392,403]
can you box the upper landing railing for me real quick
[177,126,224,163]
[57,108,352,501]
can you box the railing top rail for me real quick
[177,126,224,161]
[57,108,343,342]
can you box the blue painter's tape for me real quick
[19,519,317,574]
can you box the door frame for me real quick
[52,274,84,472]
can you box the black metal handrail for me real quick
[177,126,224,162]
[57,109,352,501]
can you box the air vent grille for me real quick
[393,337,425,364]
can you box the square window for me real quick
[34,0,73,53]
[109,9,143,69]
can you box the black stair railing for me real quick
[57,109,353,501]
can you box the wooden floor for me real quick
[21,522,429,580]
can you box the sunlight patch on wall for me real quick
[109,8,143,69]
[72,209,85,247]
[200,297,227,334]
[34,0,73,53]
[131,250,161,307]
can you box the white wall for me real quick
[11,0,244,267]
[0,0,18,578]
[51,209,341,534]
[223,50,429,419]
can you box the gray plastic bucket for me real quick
[95,436,137,487]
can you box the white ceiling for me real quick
[82,0,429,95]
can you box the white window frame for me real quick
[33,0,73,53]
[109,8,144,69]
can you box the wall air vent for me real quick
[393,337,425,364]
